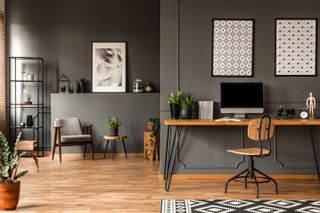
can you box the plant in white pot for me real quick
[0,132,28,210]
[107,116,121,136]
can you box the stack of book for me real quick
[198,101,214,119]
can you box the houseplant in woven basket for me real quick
[0,132,28,210]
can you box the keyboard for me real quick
[215,118,241,122]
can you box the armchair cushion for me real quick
[61,134,92,143]
[54,118,82,135]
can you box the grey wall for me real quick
[160,0,320,174]
[51,93,159,153]
[6,0,160,93]
[6,0,160,151]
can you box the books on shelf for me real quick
[198,101,214,119]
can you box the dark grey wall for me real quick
[51,93,160,153]
[6,0,160,93]
[160,0,320,174]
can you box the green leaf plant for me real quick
[0,132,28,183]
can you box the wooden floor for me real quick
[15,153,320,212]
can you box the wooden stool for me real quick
[103,135,128,160]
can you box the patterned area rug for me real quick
[161,199,320,213]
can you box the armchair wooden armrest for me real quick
[83,124,93,135]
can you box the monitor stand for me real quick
[234,113,246,119]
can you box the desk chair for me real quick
[52,118,94,162]
[225,114,279,198]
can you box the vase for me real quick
[181,108,191,119]
[109,127,118,136]
[170,104,180,119]
[0,181,21,210]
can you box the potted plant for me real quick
[107,116,121,136]
[180,95,193,119]
[0,132,28,210]
[167,90,184,119]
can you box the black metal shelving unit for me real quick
[8,57,46,156]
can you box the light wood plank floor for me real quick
[14,153,320,212]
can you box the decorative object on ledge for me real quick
[168,90,184,119]
[144,118,160,161]
[144,81,154,92]
[285,108,295,119]
[22,88,32,104]
[92,42,126,92]
[106,116,121,136]
[212,19,254,77]
[275,19,317,76]
[133,78,143,93]
[306,92,316,119]
[58,74,70,93]
[26,115,33,127]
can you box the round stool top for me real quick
[104,135,128,140]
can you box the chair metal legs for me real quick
[225,156,279,198]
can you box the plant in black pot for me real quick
[168,90,184,119]
[180,95,193,119]
[107,116,121,136]
[0,132,28,210]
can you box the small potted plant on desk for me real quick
[0,132,28,210]
[107,116,121,136]
[168,90,184,119]
[180,95,193,119]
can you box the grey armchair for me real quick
[52,117,94,162]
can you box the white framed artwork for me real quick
[275,19,317,76]
[212,19,254,77]
[92,42,126,92]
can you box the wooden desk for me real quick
[163,119,320,191]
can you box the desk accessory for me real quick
[285,108,295,119]
[275,105,284,119]
[300,109,309,119]
[306,92,316,119]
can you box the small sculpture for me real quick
[306,92,316,119]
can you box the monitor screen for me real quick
[220,82,263,117]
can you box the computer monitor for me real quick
[220,82,264,118]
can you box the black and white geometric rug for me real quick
[161,199,320,213]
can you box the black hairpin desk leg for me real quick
[164,125,182,191]
[309,126,320,179]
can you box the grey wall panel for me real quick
[160,0,320,174]
[6,0,160,93]
[51,93,160,153]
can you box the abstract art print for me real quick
[275,19,317,76]
[92,42,126,92]
[212,19,254,77]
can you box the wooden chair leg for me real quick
[90,142,94,160]
[83,144,87,159]
[52,145,56,160]
[59,144,62,163]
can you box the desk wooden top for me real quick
[164,119,320,126]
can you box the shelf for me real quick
[9,104,44,108]
[10,126,43,129]
[10,80,43,83]
[9,57,44,60]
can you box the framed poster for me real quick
[92,42,126,92]
[275,19,317,76]
[212,19,254,77]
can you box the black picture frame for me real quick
[274,18,318,77]
[211,18,255,77]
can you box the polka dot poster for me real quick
[212,19,254,77]
[276,19,317,76]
